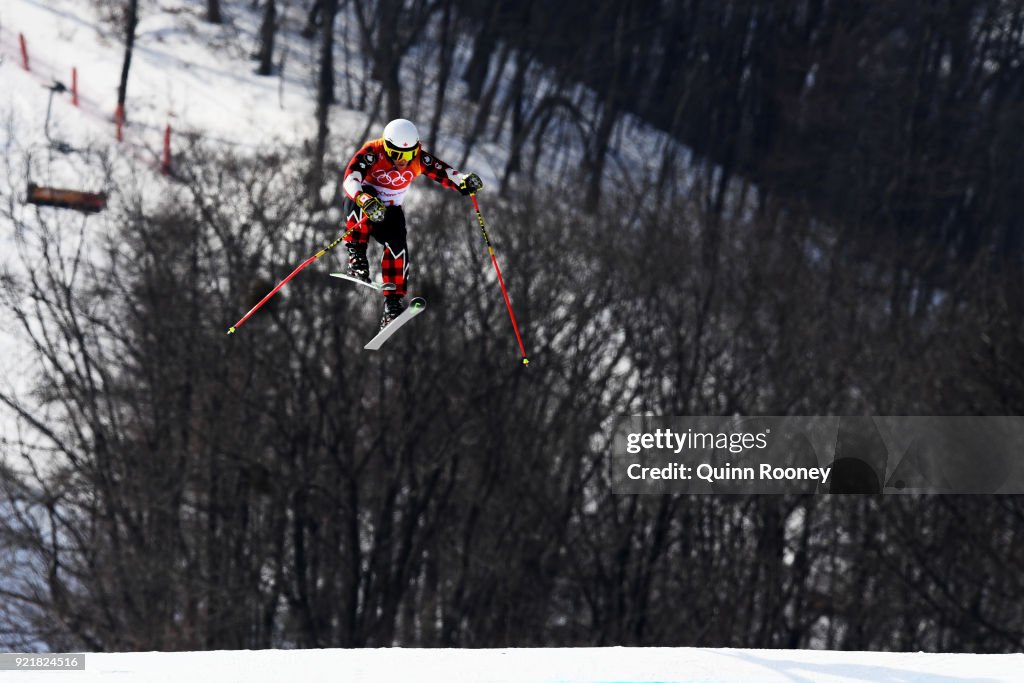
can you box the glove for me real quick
[357,192,387,222]
[460,173,483,195]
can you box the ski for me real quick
[330,273,397,292]
[364,297,426,350]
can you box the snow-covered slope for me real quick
[12,647,1024,683]
[3,0,316,149]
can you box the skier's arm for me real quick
[342,143,387,221]
[342,142,376,201]
[419,151,483,194]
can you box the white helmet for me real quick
[382,119,420,162]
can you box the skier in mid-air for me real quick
[341,118,483,330]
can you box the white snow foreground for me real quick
[11,647,1022,682]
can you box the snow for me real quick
[7,647,1024,682]
[1,1,1021,678]
[2,0,314,147]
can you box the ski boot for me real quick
[346,243,370,283]
[380,293,406,330]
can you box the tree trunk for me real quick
[302,0,322,38]
[257,0,277,76]
[500,49,530,183]
[584,105,618,209]
[460,42,510,168]
[428,1,456,149]
[207,0,223,23]
[310,0,339,203]
[462,4,500,103]
[383,64,402,122]
[117,0,139,120]
[368,0,405,122]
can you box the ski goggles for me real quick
[383,140,419,163]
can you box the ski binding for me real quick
[364,297,426,350]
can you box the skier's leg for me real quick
[343,196,371,281]
[371,206,408,329]
[372,206,408,297]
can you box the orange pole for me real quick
[19,34,29,70]
[115,104,124,141]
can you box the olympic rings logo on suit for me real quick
[371,169,415,187]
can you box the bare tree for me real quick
[207,0,223,23]
[115,0,139,129]
[353,0,441,121]
[310,0,340,203]
[302,0,323,38]
[256,0,277,76]
[426,0,456,149]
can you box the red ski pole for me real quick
[469,193,529,366]
[227,217,367,334]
